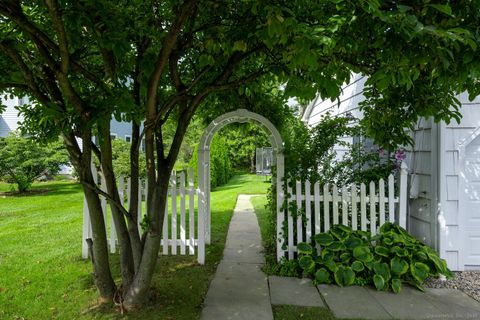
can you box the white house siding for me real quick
[0,96,24,137]
[109,119,134,141]
[302,74,366,160]
[303,75,480,270]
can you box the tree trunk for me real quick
[70,131,116,302]
[82,182,117,302]
[128,122,143,271]
[122,168,170,309]
[123,109,192,309]
[98,121,136,289]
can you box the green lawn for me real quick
[251,195,277,271]
[272,306,339,320]
[0,174,269,319]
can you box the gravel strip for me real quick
[425,271,480,302]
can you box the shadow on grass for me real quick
[0,182,81,197]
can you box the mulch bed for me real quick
[0,189,50,197]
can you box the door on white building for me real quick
[461,136,480,269]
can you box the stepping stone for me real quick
[202,276,272,320]
[226,231,262,242]
[366,285,441,319]
[424,288,480,319]
[269,276,325,307]
[215,261,265,280]
[317,285,392,319]
[222,247,265,264]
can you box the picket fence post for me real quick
[398,162,408,228]
[287,180,294,259]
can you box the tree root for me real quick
[113,286,125,314]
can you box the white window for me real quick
[110,133,117,140]
[125,135,132,143]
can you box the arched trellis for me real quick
[197,109,285,263]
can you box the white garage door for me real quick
[462,137,480,269]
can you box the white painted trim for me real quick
[197,109,285,261]
[301,95,319,123]
[458,126,480,148]
[438,121,448,262]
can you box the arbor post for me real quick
[197,109,284,262]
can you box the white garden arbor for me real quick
[197,109,285,262]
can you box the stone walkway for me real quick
[201,195,480,320]
[317,284,480,319]
[201,195,273,320]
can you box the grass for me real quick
[250,195,278,272]
[0,174,269,319]
[272,306,339,320]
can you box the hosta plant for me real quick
[297,223,452,293]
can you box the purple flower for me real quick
[378,148,385,156]
[393,148,406,170]
[394,149,406,161]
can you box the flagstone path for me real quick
[201,194,480,320]
[200,194,273,320]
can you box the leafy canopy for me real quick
[0,1,478,148]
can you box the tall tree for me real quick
[0,0,478,310]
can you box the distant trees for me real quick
[0,133,68,192]
[223,123,270,172]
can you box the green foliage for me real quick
[283,114,354,184]
[0,132,69,192]
[210,135,234,187]
[100,139,146,178]
[283,113,397,188]
[163,116,204,167]
[271,258,303,278]
[189,134,234,188]
[222,123,270,171]
[297,223,452,293]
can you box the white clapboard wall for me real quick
[82,166,205,264]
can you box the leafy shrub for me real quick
[0,132,69,192]
[269,258,302,277]
[189,134,234,188]
[297,223,452,293]
[282,113,401,187]
[92,139,146,179]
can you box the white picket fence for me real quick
[82,166,205,264]
[282,164,408,259]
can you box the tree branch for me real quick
[146,0,198,118]
[0,82,29,91]
[81,180,131,219]
[0,3,104,86]
[44,0,70,73]
[209,70,267,92]
[169,52,185,91]
[0,40,51,107]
